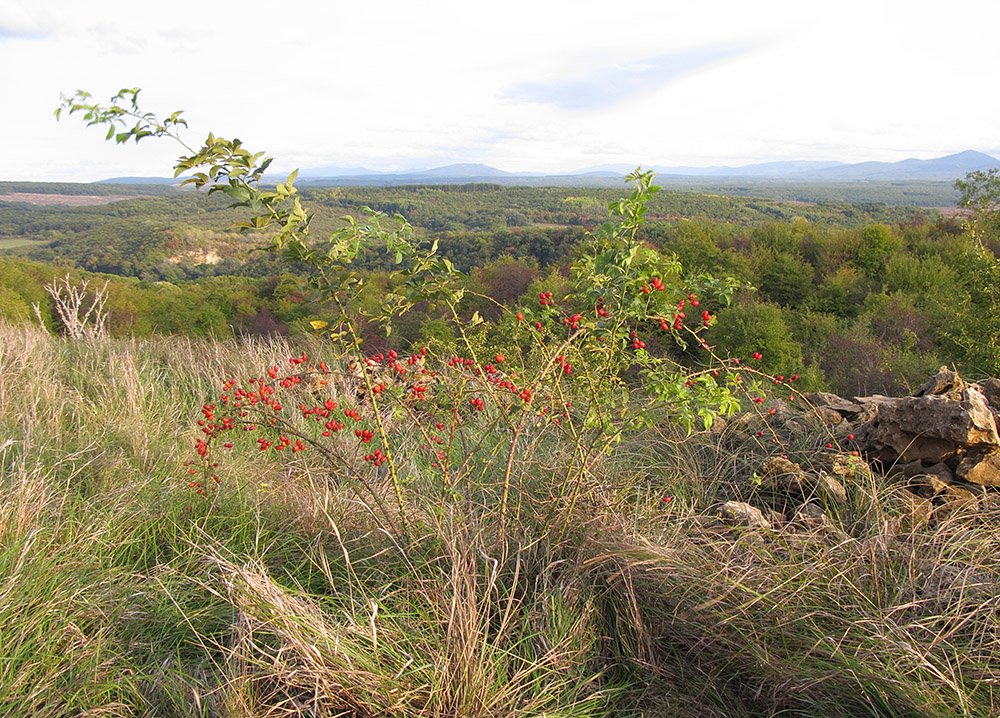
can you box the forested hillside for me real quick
[2,178,995,395]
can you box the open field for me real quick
[0,192,142,206]
[2,322,998,717]
[0,237,50,250]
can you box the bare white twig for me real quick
[39,275,110,339]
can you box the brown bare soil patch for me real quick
[934,207,970,218]
[0,193,141,206]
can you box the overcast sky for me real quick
[2,0,998,181]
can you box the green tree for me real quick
[955,168,1000,248]
[754,251,814,307]
[851,223,901,279]
[706,302,803,376]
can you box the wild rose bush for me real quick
[61,89,799,540]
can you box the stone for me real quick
[912,366,966,399]
[760,456,809,494]
[979,378,1000,411]
[908,467,958,499]
[718,501,772,529]
[897,460,926,478]
[856,389,1000,459]
[815,472,848,505]
[956,451,1000,486]
[764,399,796,424]
[805,392,864,418]
[792,502,832,530]
[726,412,766,437]
[922,462,955,484]
[828,453,874,484]
[758,457,847,509]
[809,406,844,427]
[781,419,809,436]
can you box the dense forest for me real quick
[2,178,998,396]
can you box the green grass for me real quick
[0,322,997,716]
[0,238,51,251]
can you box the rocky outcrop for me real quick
[804,392,864,419]
[716,366,1000,535]
[856,367,1000,487]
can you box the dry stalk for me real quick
[32,274,110,339]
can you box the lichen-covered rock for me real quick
[856,389,1000,463]
[827,453,874,484]
[718,501,772,529]
[805,392,864,418]
[760,456,809,494]
[809,406,844,427]
[912,366,967,399]
[956,451,1000,486]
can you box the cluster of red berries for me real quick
[364,449,387,466]
[300,399,344,436]
[641,276,665,294]
[538,291,555,306]
[562,313,582,329]
[447,352,534,403]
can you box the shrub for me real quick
[706,302,803,376]
[0,285,31,325]
[754,250,815,307]
[851,223,902,279]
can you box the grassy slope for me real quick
[1,323,998,717]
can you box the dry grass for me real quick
[0,322,998,716]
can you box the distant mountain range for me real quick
[99,150,1000,187]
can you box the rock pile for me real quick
[716,367,1000,532]
[855,367,1000,489]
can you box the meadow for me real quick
[2,321,999,717]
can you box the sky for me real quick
[2,0,999,182]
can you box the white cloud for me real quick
[2,0,999,181]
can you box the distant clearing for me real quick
[0,192,140,206]
[0,238,48,250]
